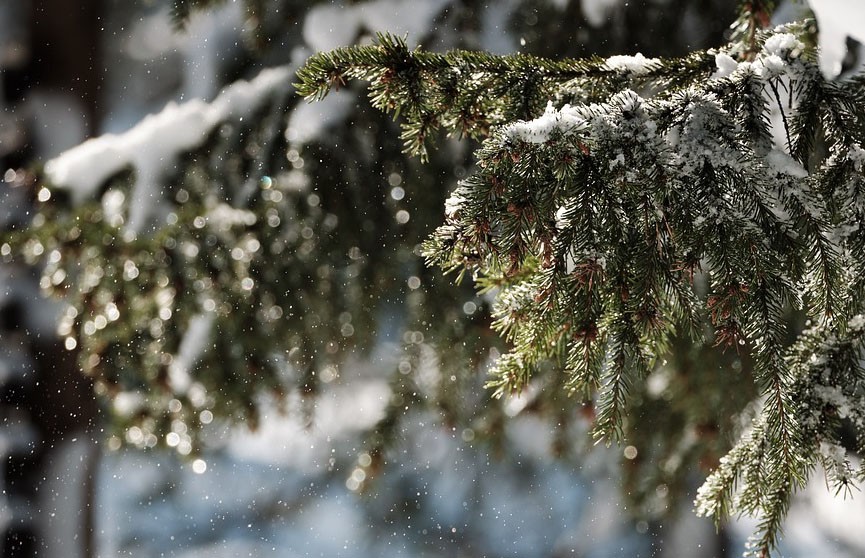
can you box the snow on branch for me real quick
[44,66,293,232]
[298,20,865,556]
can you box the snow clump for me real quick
[605,53,659,75]
[762,33,804,58]
[44,67,293,233]
[505,101,587,144]
[711,52,740,80]
[808,0,865,77]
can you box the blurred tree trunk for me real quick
[1,2,103,558]
[28,0,103,135]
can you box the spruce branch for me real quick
[296,33,716,159]
[358,24,865,554]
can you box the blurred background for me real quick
[1,1,864,557]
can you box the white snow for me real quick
[503,381,540,417]
[45,66,293,231]
[711,52,740,80]
[124,3,245,102]
[227,379,391,470]
[287,90,355,145]
[554,204,570,230]
[360,0,449,41]
[818,440,847,466]
[667,96,743,174]
[303,4,361,52]
[614,88,643,113]
[29,4,865,558]
[711,33,803,152]
[112,391,146,417]
[168,313,215,394]
[444,192,466,219]
[208,66,292,121]
[302,0,450,52]
[848,144,865,171]
[580,0,622,27]
[101,189,126,228]
[505,101,588,144]
[180,2,245,102]
[809,0,865,77]
[754,53,788,79]
[605,53,659,75]
[766,148,809,178]
[813,385,854,419]
[762,32,804,57]
[781,463,865,554]
[39,435,98,558]
[123,7,179,61]
[204,203,257,231]
[848,313,865,331]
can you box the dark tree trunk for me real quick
[1,2,104,557]
[28,0,104,134]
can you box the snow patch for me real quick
[766,148,809,178]
[711,52,740,80]
[123,3,244,101]
[849,313,865,331]
[205,203,257,231]
[809,0,865,77]
[444,192,466,219]
[818,440,847,465]
[113,391,146,417]
[287,90,355,145]
[580,0,622,27]
[504,101,587,144]
[45,66,293,232]
[813,385,854,419]
[803,461,865,552]
[303,3,361,52]
[227,380,391,469]
[763,32,804,57]
[605,52,659,75]
[303,0,450,52]
[848,144,865,171]
[754,53,788,79]
[168,314,215,394]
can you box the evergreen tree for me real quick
[4,0,865,556]
[297,3,865,554]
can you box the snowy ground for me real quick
[95,351,647,557]
[94,354,865,558]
